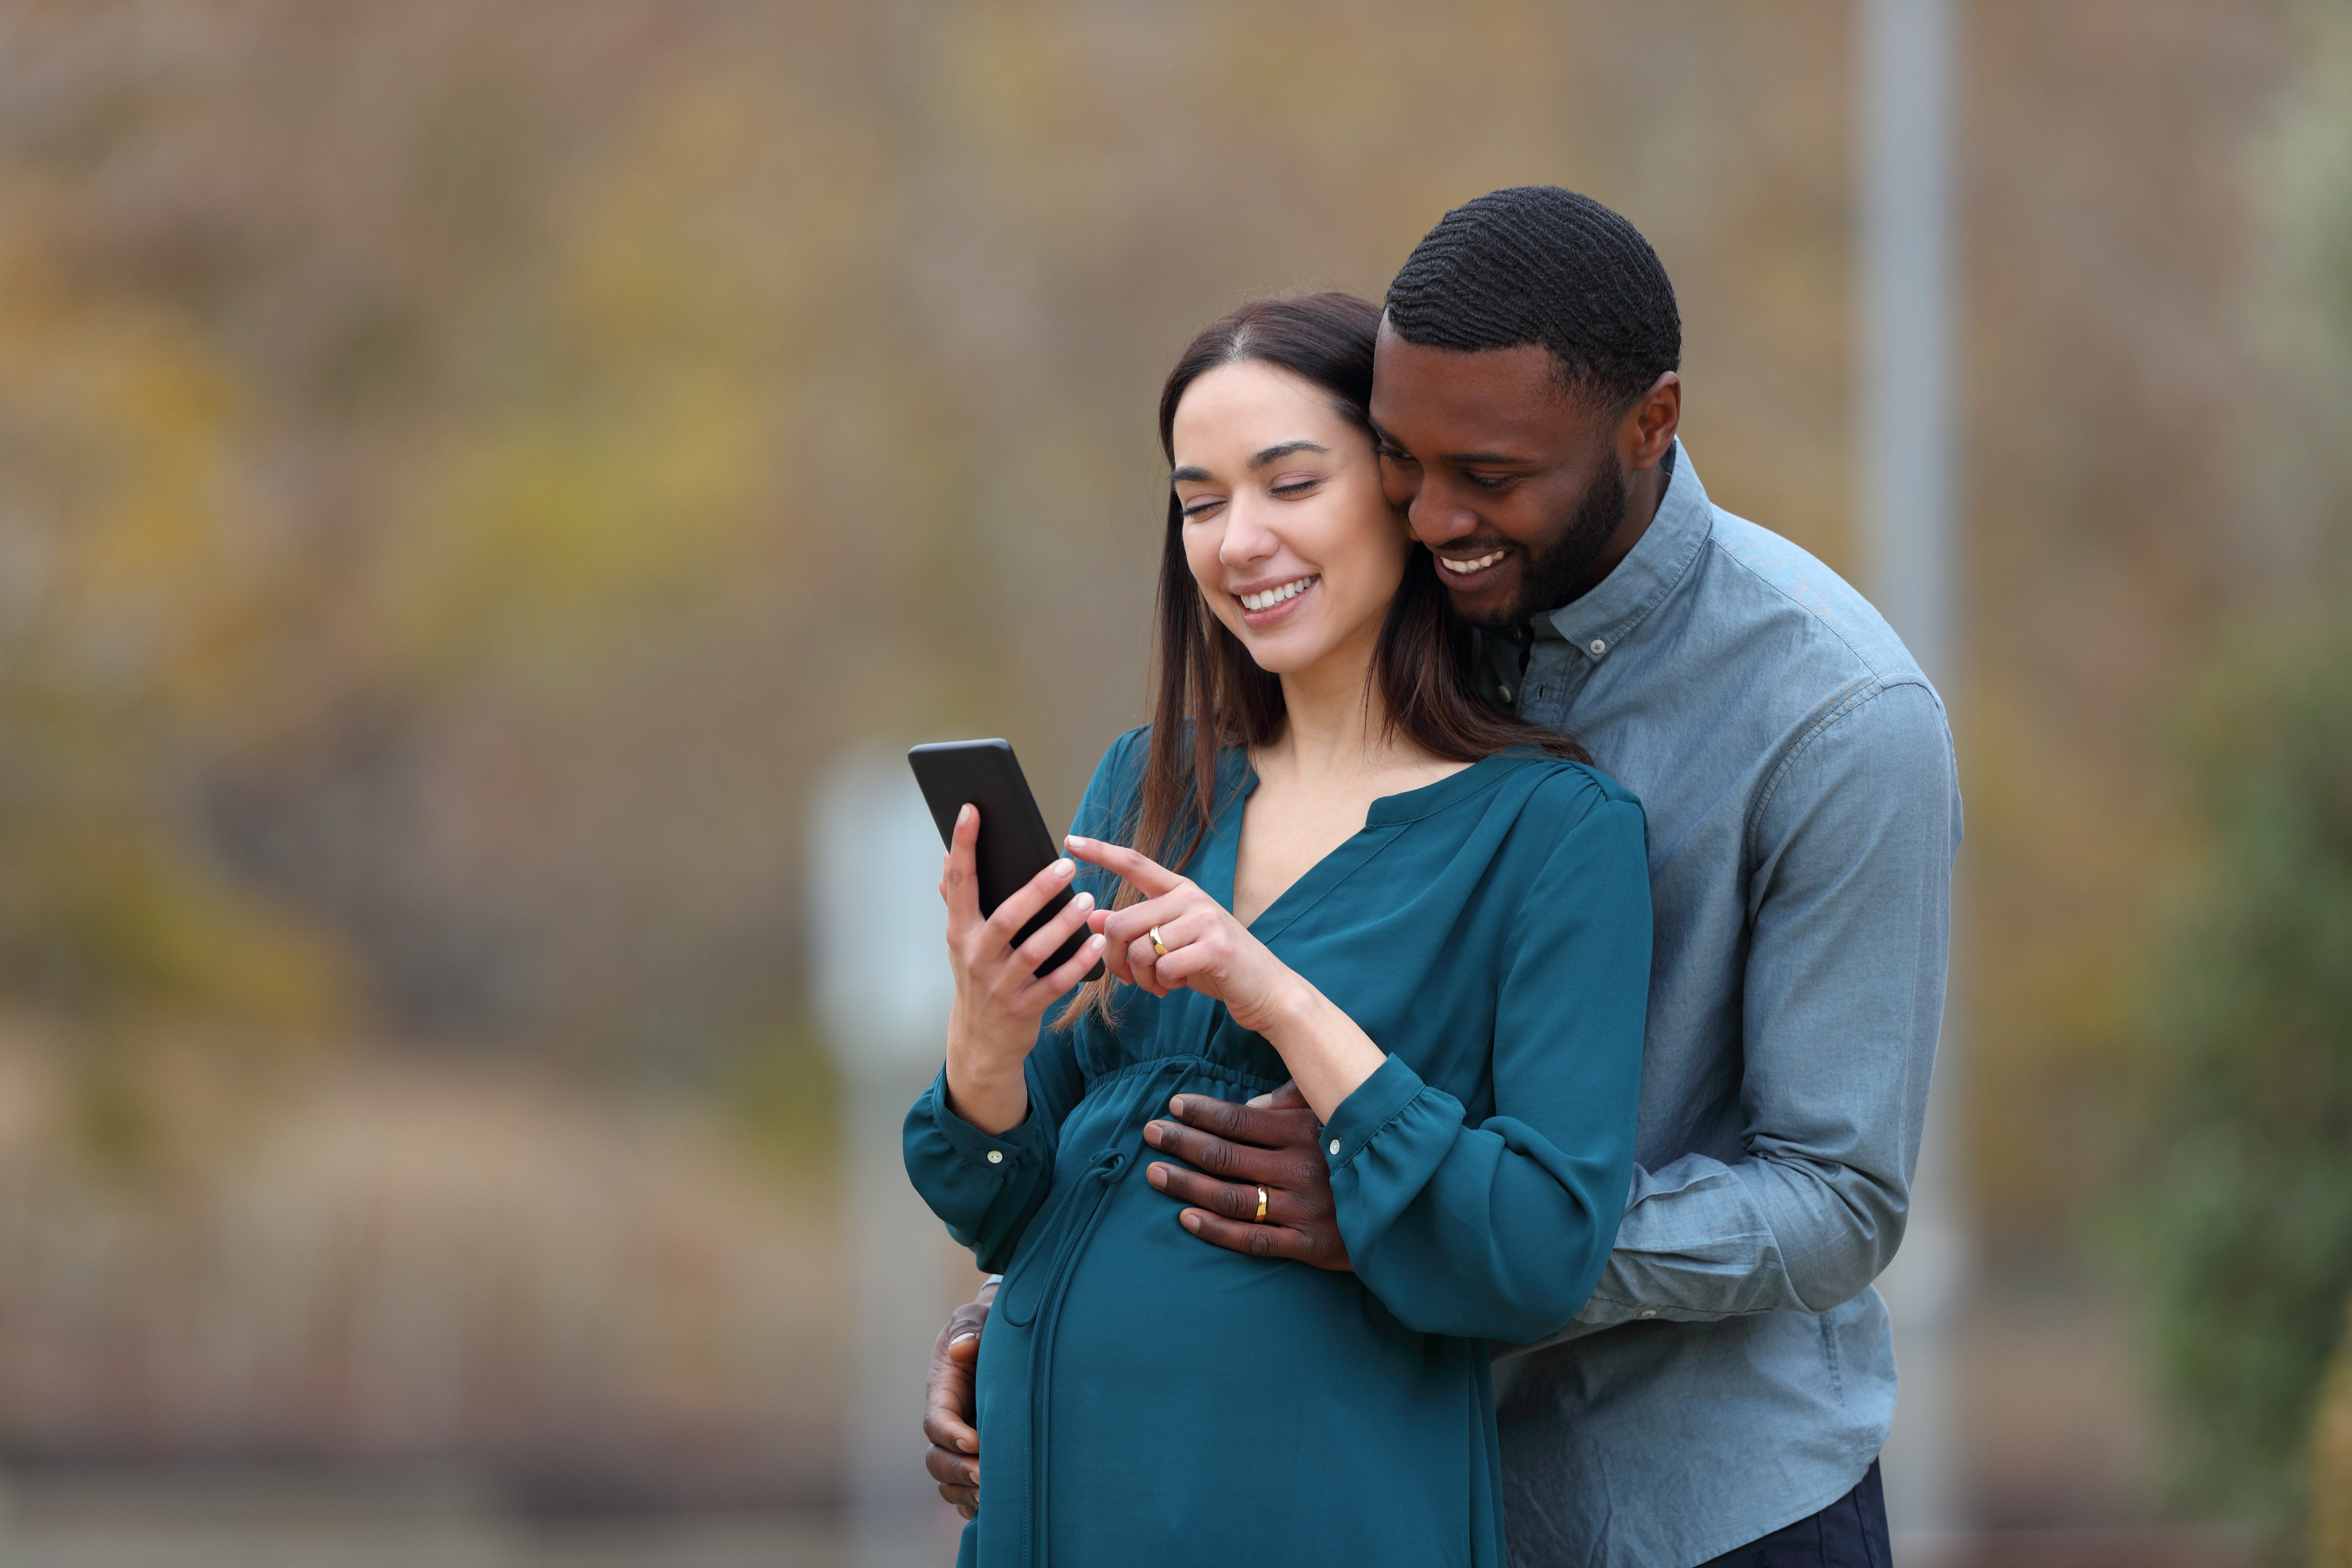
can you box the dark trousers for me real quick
[1695,1461,1890,1568]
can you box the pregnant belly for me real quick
[1034,1173,1485,1562]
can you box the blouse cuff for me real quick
[923,1065,1049,1176]
[1322,1053,1429,1171]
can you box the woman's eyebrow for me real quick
[1247,440,1328,470]
[1170,464,1213,484]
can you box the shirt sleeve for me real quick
[1323,786,1652,1344]
[1550,679,1960,1340]
[899,729,1143,1274]
[903,1020,1088,1274]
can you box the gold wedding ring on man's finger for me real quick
[1254,1185,1269,1223]
[1148,925,1170,958]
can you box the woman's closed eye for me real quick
[1180,495,1226,521]
[1268,475,1323,499]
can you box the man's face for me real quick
[1368,327,1629,628]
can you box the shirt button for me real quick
[986,1150,1004,1164]
[1498,684,1513,703]
[1329,1139,1341,1155]
[1639,1309,1657,1318]
[1589,638,1608,656]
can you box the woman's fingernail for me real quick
[1086,934,1105,951]
[1050,858,1075,879]
[1066,834,1088,847]
[959,804,974,824]
[1070,891,1093,912]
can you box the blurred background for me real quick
[0,0,2346,1564]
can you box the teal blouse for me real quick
[904,730,1651,1568]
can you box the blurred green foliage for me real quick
[2129,2,2352,1523]
[2135,615,2352,1520]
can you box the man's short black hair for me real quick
[1384,186,1681,409]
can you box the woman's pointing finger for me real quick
[1065,834,1184,898]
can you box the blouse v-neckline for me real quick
[1205,750,1527,943]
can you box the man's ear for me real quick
[1622,372,1682,472]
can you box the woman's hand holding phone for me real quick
[1065,834,1385,1123]
[940,804,1109,1137]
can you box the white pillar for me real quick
[813,755,959,1568]
[1857,0,1969,1558]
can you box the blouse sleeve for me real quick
[900,729,1144,1274]
[1323,784,1651,1343]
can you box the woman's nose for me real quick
[1219,497,1279,565]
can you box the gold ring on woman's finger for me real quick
[1148,925,1170,958]
[1254,1185,1269,1223]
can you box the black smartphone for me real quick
[907,738,1107,983]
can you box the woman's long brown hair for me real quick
[1067,291,1587,1027]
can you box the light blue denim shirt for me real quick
[1490,442,1961,1568]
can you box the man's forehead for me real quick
[1370,331,1578,435]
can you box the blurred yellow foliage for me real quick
[0,166,347,1038]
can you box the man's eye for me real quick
[1376,444,1414,464]
[1466,472,1513,490]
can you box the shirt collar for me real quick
[1532,438,1713,662]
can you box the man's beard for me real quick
[1461,458,1629,628]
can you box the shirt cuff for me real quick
[924,1065,1049,1174]
[1322,1053,1428,1170]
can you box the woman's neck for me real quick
[1264,622,1407,783]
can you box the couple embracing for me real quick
[904,187,1960,1568]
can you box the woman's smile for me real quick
[1234,573,1320,625]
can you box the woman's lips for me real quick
[1234,573,1319,628]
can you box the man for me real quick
[924,186,1960,1568]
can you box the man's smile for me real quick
[1437,549,1507,577]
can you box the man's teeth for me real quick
[1240,576,1317,612]
[1439,550,1507,576]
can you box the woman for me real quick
[903,292,1650,1567]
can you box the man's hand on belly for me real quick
[922,1279,994,1518]
[1144,1084,1353,1272]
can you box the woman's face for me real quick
[1169,359,1411,678]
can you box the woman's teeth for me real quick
[1439,550,1507,576]
[1239,576,1317,612]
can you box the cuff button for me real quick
[986,1150,1004,1164]
[1328,1139,1341,1155]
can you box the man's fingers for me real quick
[925,1442,980,1492]
[1178,1206,1304,1260]
[1149,1161,1272,1219]
[1065,834,1185,898]
[1143,1120,1289,1183]
[1166,1091,1322,1153]
[1246,1080,1310,1111]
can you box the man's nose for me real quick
[1408,481,1479,547]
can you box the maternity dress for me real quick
[904,731,1651,1568]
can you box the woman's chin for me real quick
[1233,624,1340,676]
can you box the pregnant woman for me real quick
[903,291,1651,1567]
